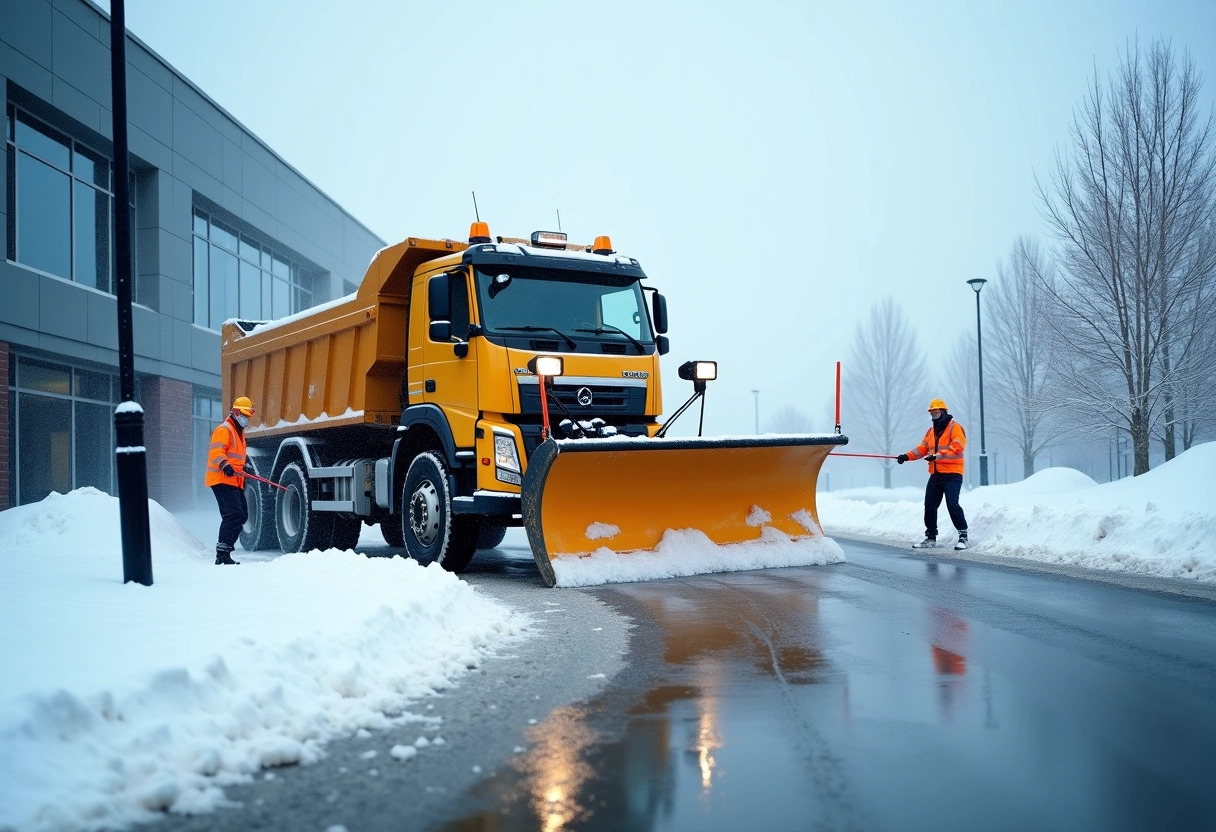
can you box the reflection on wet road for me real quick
[445,537,1216,832]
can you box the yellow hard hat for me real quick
[232,396,256,415]
[928,398,948,412]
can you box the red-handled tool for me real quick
[243,471,289,491]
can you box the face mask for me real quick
[235,413,250,428]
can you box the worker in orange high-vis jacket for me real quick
[897,398,970,550]
[205,396,255,565]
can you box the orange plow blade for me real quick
[521,434,849,587]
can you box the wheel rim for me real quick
[410,478,440,546]
[282,485,302,538]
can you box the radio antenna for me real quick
[556,209,562,231]
[471,191,481,222]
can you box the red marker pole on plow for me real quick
[830,362,896,458]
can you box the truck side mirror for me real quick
[656,335,670,355]
[652,293,668,334]
[429,321,452,342]
[428,273,451,321]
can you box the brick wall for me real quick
[0,342,9,511]
[143,377,194,511]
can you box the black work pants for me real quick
[924,473,966,538]
[211,483,248,552]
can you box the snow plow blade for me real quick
[522,434,849,587]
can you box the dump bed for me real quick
[221,236,466,439]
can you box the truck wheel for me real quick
[332,516,362,551]
[401,452,478,572]
[239,457,276,551]
[276,462,335,553]
[476,522,508,551]
[380,518,405,548]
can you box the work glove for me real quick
[220,462,235,477]
[925,454,937,461]
[896,454,908,464]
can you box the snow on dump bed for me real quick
[0,488,531,832]
[551,522,845,587]
[819,442,1216,582]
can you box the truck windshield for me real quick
[474,267,653,347]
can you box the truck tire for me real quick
[276,462,336,553]
[380,518,405,548]
[401,452,478,572]
[239,457,276,551]
[476,522,508,551]
[332,516,362,551]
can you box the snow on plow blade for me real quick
[522,434,849,587]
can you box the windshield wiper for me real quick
[575,325,645,353]
[499,325,576,349]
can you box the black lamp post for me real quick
[967,278,989,486]
[111,0,153,585]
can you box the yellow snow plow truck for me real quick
[221,223,846,586]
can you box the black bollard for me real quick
[115,405,153,585]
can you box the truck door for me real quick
[423,270,479,448]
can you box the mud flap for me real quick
[522,434,848,587]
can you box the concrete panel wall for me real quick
[2,0,385,507]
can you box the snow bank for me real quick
[820,443,1216,582]
[552,523,845,587]
[0,489,531,832]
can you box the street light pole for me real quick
[967,278,989,486]
[751,389,760,434]
[111,0,153,585]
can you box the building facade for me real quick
[2,0,385,511]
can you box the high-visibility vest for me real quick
[204,418,247,487]
[906,419,966,475]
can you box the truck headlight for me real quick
[494,432,522,484]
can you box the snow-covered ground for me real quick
[0,495,532,832]
[819,441,1216,582]
[2,441,1213,831]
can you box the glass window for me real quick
[18,392,72,504]
[273,277,289,318]
[210,220,237,252]
[239,235,259,262]
[20,360,71,395]
[239,260,261,318]
[74,401,113,493]
[262,272,273,318]
[601,288,644,338]
[211,247,237,327]
[16,153,71,278]
[15,114,69,169]
[450,274,470,339]
[8,107,125,291]
[75,368,111,401]
[74,180,111,292]
[190,208,326,329]
[73,145,109,188]
[193,236,210,326]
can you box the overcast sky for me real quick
[100,0,1216,436]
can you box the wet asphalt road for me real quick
[150,531,1216,832]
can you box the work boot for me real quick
[215,549,240,565]
[912,536,938,549]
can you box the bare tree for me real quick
[767,405,815,433]
[1036,40,1216,474]
[988,238,1061,477]
[845,298,929,488]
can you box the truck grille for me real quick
[518,381,646,417]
